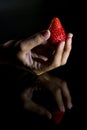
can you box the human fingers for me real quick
[20,30,50,52]
[24,100,52,119]
[61,33,73,65]
[53,89,65,112]
[51,41,65,68]
[22,87,52,119]
[61,82,73,109]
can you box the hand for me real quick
[21,73,73,119]
[1,30,73,75]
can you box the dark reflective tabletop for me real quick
[0,0,85,129]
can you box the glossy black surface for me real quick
[0,0,85,129]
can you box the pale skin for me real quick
[0,29,73,119]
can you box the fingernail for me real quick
[41,30,50,40]
[67,33,73,38]
[47,112,52,119]
[59,42,65,49]
[68,103,73,109]
[60,106,65,112]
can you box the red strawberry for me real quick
[52,110,65,125]
[48,17,66,44]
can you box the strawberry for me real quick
[48,17,66,44]
[52,110,65,125]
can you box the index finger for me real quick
[20,30,50,52]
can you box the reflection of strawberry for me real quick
[52,110,65,125]
[48,17,66,44]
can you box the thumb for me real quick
[24,100,52,119]
[21,30,50,51]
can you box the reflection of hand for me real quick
[21,73,72,119]
[0,30,73,75]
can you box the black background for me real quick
[0,0,86,129]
